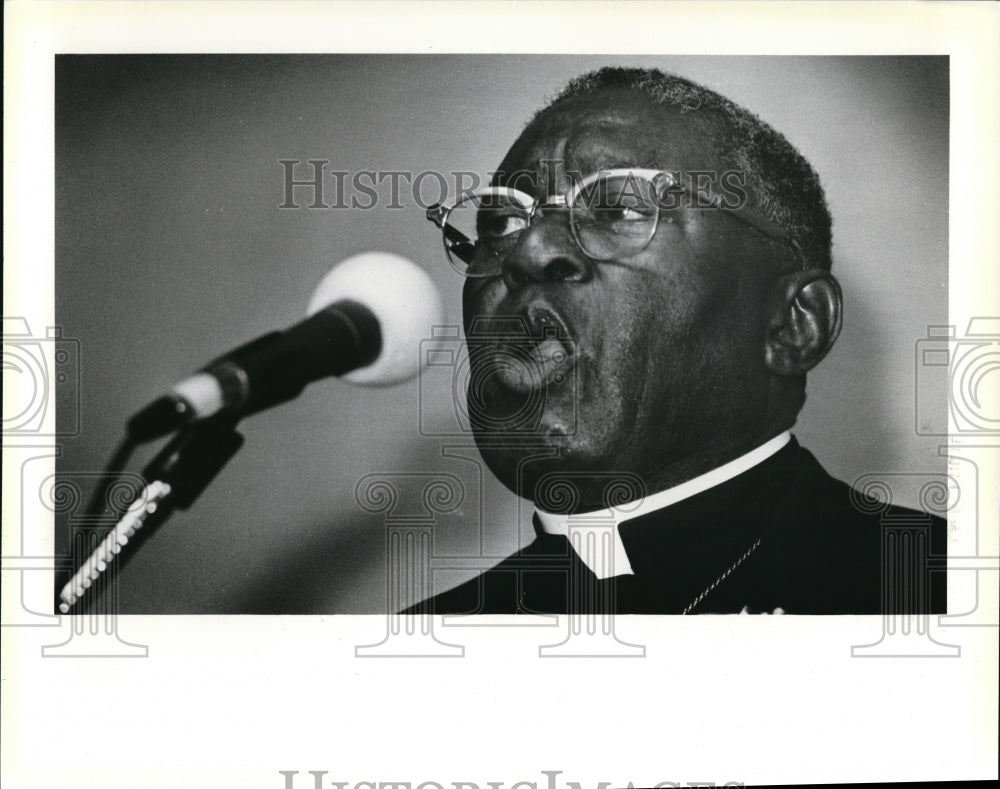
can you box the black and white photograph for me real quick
[53,53,950,616]
[4,3,998,788]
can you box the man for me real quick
[411,66,946,615]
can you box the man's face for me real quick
[462,88,783,505]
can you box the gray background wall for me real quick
[55,55,948,613]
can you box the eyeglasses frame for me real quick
[425,168,805,275]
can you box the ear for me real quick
[764,269,843,375]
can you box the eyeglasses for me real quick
[426,168,804,277]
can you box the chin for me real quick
[471,415,620,505]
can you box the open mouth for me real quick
[466,303,576,395]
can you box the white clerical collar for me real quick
[534,431,791,580]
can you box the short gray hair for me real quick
[538,67,833,271]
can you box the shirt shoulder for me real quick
[713,445,947,614]
[399,534,573,615]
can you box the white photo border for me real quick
[4,2,998,787]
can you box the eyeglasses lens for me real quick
[444,193,529,276]
[570,174,660,260]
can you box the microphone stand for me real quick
[58,416,244,614]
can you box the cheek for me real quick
[598,274,691,366]
[577,280,679,426]
[461,278,502,332]
[590,269,746,419]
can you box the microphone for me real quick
[127,252,443,439]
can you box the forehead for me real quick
[496,89,725,188]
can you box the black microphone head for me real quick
[307,252,444,385]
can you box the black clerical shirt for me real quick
[404,437,947,615]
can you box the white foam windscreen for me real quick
[307,251,444,385]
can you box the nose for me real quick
[499,208,591,290]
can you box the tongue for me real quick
[484,336,572,393]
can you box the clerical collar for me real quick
[533,431,792,580]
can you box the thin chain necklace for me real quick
[682,538,762,614]
[514,536,764,614]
